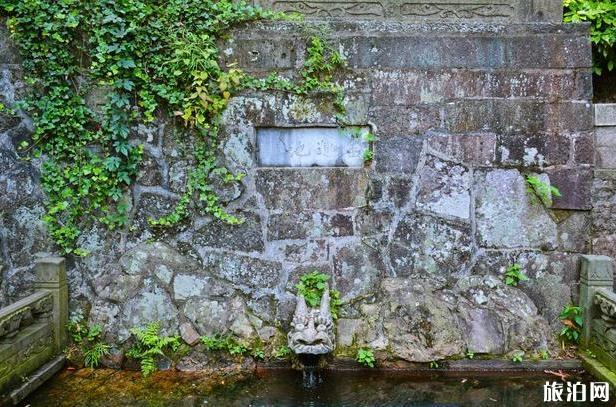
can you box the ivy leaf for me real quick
[118,58,136,69]
[104,156,122,171]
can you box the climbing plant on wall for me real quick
[0,0,346,254]
[564,0,616,75]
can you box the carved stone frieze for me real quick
[254,0,561,22]
[399,3,514,18]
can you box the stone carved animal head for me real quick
[288,285,335,355]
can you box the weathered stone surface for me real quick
[592,170,616,235]
[596,127,616,169]
[117,283,180,342]
[547,167,593,210]
[375,136,424,174]
[427,132,496,166]
[193,212,264,253]
[593,235,616,259]
[475,169,557,249]
[515,252,579,327]
[256,168,368,210]
[390,213,472,277]
[416,156,471,220]
[381,278,465,362]
[197,250,282,296]
[332,241,384,302]
[180,322,202,346]
[557,211,591,253]
[595,104,616,127]
[496,133,570,167]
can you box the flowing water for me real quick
[22,367,599,407]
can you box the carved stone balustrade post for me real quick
[580,255,614,348]
[34,257,68,353]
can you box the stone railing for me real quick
[579,255,616,384]
[0,257,67,404]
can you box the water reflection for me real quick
[23,368,597,407]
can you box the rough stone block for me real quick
[592,170,616,234]
[595,104,616,127]
[557,212,591,253]
[547,167,593,210]
[0,21,20,65]
[597,127,616,147]
[179,322,201,346]
[332,241,384,302]
[572,131,595,165]
[221,38,298,72]
[427,132,496,166]
[546,102,594,133]
[193,212,264,253]
[593,235,616,260]
[416,156,471,220]
[255,168,368,210]
[390,213,472,276]
[267,211,354,240]
[496,133,570,167]
[368,105,440,136]
[475,169,557,249]
[374,136,424,174]
[444,99,547,134]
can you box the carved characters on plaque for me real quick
[258,127,369,168]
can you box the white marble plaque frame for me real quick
[257,127,370,167]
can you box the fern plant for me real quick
[66,311,110,368]
[126,322,181,376]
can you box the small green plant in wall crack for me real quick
[295,271,342,319]
[526,175,561,208]
[356,348,376,368]
[201,334,250,357]
[504,263,529,286]
[511,351,524,363]
[559,305,583,347]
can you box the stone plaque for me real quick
[257,127,369,167]
[253,0,563,22]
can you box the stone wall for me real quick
[592,104,616,259]
[0,20,595,363]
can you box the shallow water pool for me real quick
[22,368,600,406]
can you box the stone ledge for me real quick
[8,355,65,405]
[595,104,616,127]
[260,358,584,372]
[231,20,591,37]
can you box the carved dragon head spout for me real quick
[288,285,335,355]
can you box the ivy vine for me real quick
[0,0,346,254]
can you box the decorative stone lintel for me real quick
[253,0,563,23]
